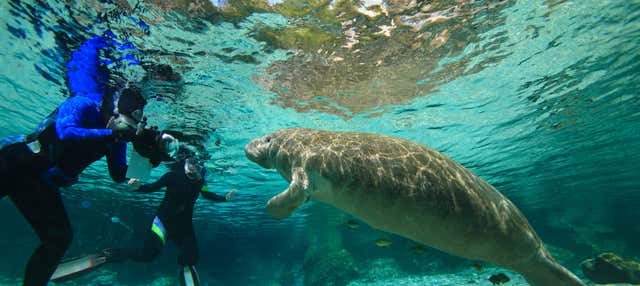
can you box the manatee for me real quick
[245,128,585,286]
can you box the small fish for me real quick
[345,219,360,230]
[472,263,483,271]
[375,238,392,247]
[488,273,510,285]
[410,245,427,254]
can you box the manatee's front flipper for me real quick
[267,167,310,219]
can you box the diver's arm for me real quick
[55,97,114,141]
[200,189,227,202]
[136,173,171,193]
[106,142,128,183]
[201,188,236,202]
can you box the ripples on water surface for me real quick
[0,0,639,285]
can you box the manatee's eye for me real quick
[265,136,272,143]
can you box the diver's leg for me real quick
[174,224,199,266]
[10,180,73,286]
[175,225,200,286]
[50,226,163,282]
[127,218,165,263]
[0,140,30,198]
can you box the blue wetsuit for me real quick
[0,34,136,286]
[55,95,127,182]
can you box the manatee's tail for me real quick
[518,249,586,286]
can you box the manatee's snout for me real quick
[245,134,273,168]
[244,139,261,161]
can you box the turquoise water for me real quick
[1,0,639,285]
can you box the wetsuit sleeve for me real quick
[55,97,113,141]
[200,186,228,202]
[106,142,127,182]
[137,173,171,193]
[66,36,110,102]
[60,34,139,142]
[66,35,138,101]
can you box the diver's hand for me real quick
[127,178,141,191]
[113,128,137,142]
[225,189,237,201]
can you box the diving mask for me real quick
[184,158,204,180]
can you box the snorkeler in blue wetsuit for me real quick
[51,157,236,286]
[0,34,173,286]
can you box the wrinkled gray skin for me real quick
[245,128,585,286]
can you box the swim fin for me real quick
[179,265,200,286]
[50,253,108,282]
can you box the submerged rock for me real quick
[303,248,358,286]
[581,252,640,284]
[488,272,510,285]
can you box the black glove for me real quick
[112,128,137,142]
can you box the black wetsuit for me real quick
[117,170,227,266]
